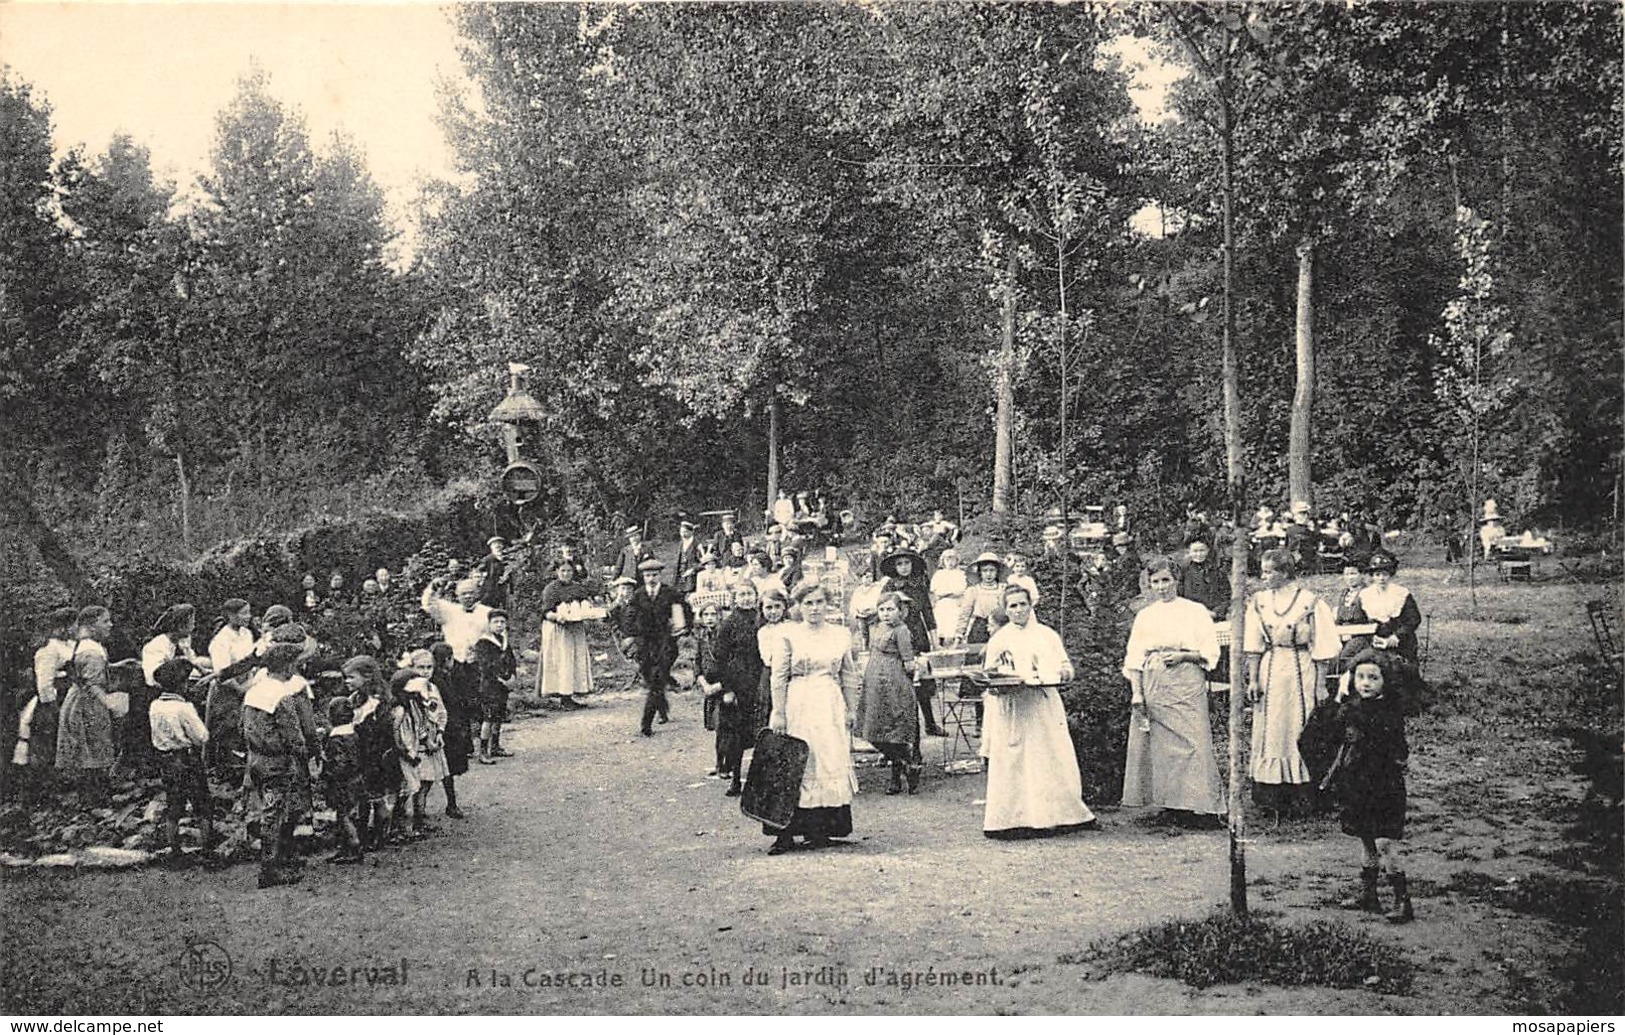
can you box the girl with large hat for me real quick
[955,552,1009,649]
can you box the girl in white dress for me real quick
[929,549,968,644]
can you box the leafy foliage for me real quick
[0,2,1619,643]
[1066,908,1413,994]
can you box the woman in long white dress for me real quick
[1244,548,1340,815]
[538,559,596,707]
[765,579,859,855]
[1121,556,1225,823]
[980,584,1097,839]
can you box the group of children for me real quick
[13,576,523,891]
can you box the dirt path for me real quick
[0,649,1603,1015]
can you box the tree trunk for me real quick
[1056,233,1071,636]
[1288,239,1315,509]
[992,249,1017,514]
[0,464,96,602]
[1219,25,1249,918]
[174,453,194,557]
[766,393,781,525]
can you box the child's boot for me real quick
[1340,866,1381,912]
[887,760,904,795]
[1385,871,1414,924]
[905,762,923,794]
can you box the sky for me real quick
[0,4,1180,242]
[0,3,468,234]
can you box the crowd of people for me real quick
[585,502,1423,923]
[9,498,1425,921]
[10,546,530,889]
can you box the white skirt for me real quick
[980,686,1094,832]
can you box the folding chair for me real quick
[1587,600,1623,681]
[937,678,982,771]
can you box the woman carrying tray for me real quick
[979,585,1097,839]
[539,557,601,709]
[764,580,859,855]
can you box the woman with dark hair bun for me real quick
[1243,548,1340,816]
[135,604,203,772]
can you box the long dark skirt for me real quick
[754,667,774,747]
[716,701,747,774]
[442,700,474,777]
[763,805,852,840]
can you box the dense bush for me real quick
[1064,908,1413,994]
[86,480,498,652]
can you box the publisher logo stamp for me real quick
[178,940,233,994]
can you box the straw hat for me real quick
[970,551,1008,579]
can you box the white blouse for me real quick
[1357,583,1413,624]
[984,619,1073,685]
[1122,597,1221,678]
[141,634,200,688]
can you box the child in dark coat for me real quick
[323,696,365,864]
[343,655,400,850]
[1326,649,1412,923]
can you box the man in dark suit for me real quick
[711,512,743,564]
[616,558,681,736]
[477,536,512,609]
[614,525,656,579]
[675,519,703,596]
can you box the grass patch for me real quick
[1061,908,1412,994]
[1449,870,1625,1014]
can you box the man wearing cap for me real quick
[614,525,656,580]
[675,519,703,596]
[712,513,743,564]
[618,558,681,736]
[478,536,513,609]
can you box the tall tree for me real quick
[0,70,95,599]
